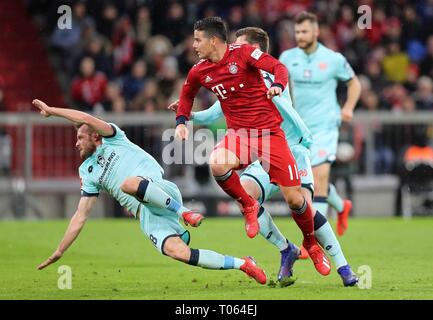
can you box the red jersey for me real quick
[176,44,288,132]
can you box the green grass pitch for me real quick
[1,217,433,300]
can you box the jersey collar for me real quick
[301,42,322,60]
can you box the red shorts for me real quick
[214,128,300,187]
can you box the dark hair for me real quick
[235,27,269,52]
[295,11,318,24]
[194,17,228,42]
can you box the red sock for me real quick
[291,200,316,247]
[214,170,255,208]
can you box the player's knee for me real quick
[281,186,304,208]
[287,195,305,209]
[209,149,237,175]
[163,237,190,262]
[241,178,261,200]
[120,177,140,195]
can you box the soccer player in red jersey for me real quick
[175,17,330,276]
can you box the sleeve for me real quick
[240,44,288,90]
[192,101,224,125]
[335,53,355,82]
[102,123,127,143]
[176,67,201,126]
[272,95,313,148]
[79,168,100,197]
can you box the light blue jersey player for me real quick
[33,99,267,285]
[168,27,358,286]
[279,12,361,237]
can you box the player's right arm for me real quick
[175,67,201,140]
[32,99,114,137]
[37,196,97,270]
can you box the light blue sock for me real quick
[313,196,329,218]
[314,211,348,269]
[258,207,289,251]
[137,178,189,217]
[327,184,344,213]
[192,249,244,269]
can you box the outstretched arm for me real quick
[37,196,97,270]
[32,99,113,136]
[168,99,224,125]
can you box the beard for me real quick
[297,39,315,50]
[80,145,96,160]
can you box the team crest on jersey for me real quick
[299,169,308,177]
[318,62,328,70]
[97,155,106,167]
[228,62,238,74]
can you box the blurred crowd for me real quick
[23,0,433,174]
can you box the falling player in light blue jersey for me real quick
[279,12,361,237]
[168,27,358,286]
[33,99,267,285]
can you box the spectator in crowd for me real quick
[112,16,135,75]
[51,1,94,54]
[363,59,388,94]
[72,36,113,78]
[96,2,119,41]
[131,79,162,112]
[135,6,152,46]
[160,2,190,46]
[382,39,410,83]
[122,60,147,102]
[100,81,125,113]
[412,76,433,110]
[71,57,108,111]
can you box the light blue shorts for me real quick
[138,178,190,255]
[310,128,339,167]
[240,144,314,204]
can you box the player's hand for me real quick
[167,100,180,113]
[267,86,282,99]
[32,99,53,117]
[175,124,189,140]
[341,105,354,122]
[37,250,63,270]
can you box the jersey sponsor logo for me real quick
[205,75,212,83]
[97,155,106,167]
[228,62,238,74]
[98,151,119,185]
[211,83,228,99]
[251,48,263,60]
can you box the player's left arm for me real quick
[241,45,288,99]
[341,76,361,122]
[335,54,361,122]
[37,196,98,270]
[32,99,114,136]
